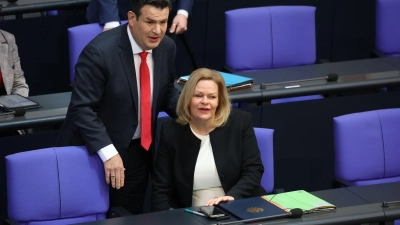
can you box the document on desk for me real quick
[262,190,336,213]
[177,71,254,92]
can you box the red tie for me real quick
[139,52,152,150]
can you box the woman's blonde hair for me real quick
[176,68,231,126]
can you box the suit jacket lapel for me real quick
[118,24,138,114]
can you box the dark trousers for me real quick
[109,139,151,215]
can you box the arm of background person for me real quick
[8,33,29,97]
[86,0,120,31]
[169,0,194,34]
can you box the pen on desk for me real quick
[185,209,206,217]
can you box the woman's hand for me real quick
[205,196,234,206]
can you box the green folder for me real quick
[262,190,336,213]
[177,71,254,92]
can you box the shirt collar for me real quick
[127,25,152,55]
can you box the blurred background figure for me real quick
[0,29,29,97]
[86,0,193,34]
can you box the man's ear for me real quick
[128,11,136,22]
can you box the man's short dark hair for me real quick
[130,0,171,20]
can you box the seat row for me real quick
[5,107,400,224]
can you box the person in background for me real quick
[152,68,266,211]
[0,29,28,97]
[86,0,193,34]
[56,0,180,215]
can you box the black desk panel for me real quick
[74,208,206,225]
[0,92,71,131]
[74,184,400,225]
[312,188,368,208]
[0,0,89,16]
[260,203,385,225]
[385,56,400,70]
[176,58,400,104]
[346,182,400,223]
[237,58,400,101]
[346,182,400,204]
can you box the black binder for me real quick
[218,197,286,220]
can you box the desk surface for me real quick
[346,182,400,204]
[75,183,400,225]
[0,92,70,131]
[233,57,400,101]
[0,0,89,16]
[2,57,400,131]
[385,56,400,70]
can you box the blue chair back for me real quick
[6,146,109,225]
[225,6,322,104]
[376,0,400,57]
[333,108,400,186]
[254,127,274,194]
[68,23,103,84]
[68,21,128,84]
[225,6,316,72]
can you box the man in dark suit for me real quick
[86,0,193,34]
[56,0,179,215]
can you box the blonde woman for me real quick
[152,68,265,211]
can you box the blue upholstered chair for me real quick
[225,6,323,104]
[68,21,129,84]
[254,127,275,194]
[5,146,109,225]
[333,108,400,187]
[374,0,400,57]
[333,108,400,225]
[68,23,104,85]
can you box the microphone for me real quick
[0,107,26,117]
[259,73,339,89]
[212,208,303,225]
[13,108,26,117]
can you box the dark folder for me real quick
[217,197,287,220]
